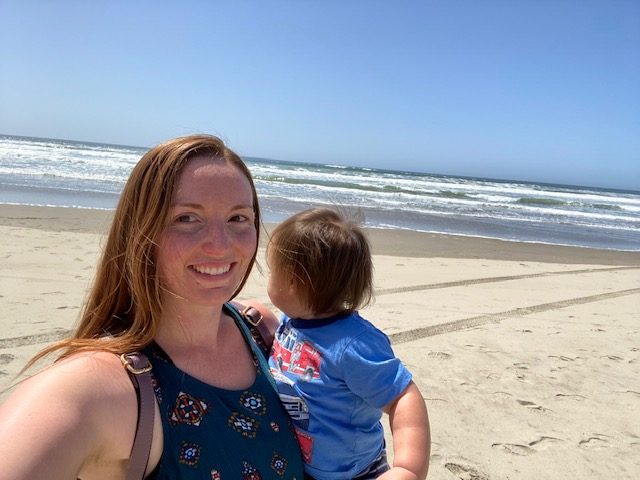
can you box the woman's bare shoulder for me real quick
[0,350,138,479]
[16,350,132,399]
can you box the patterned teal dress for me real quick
[143,304,304,479]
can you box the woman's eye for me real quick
[230,214,252,223]
[176,214,197,223]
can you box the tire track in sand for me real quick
[0,329,71,349]
[1,267,637,348]
[376,266,639,296]
[388,288,640,345]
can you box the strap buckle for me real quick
[241,306,263,327]
[120,353,152,375]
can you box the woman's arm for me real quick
[0,351,139,480]
[380,381,431,480]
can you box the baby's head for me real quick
[266,207,373,319]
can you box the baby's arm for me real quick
[380,381,430,479]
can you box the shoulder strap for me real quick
[229,301,273,357]
[225,302,278,392]
[121,352,155,480]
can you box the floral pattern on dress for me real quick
[241,460,262,479]
[240,391,267,416]
[270,453,288,477]
[178,441,201,467]
[169,391,209,426]
[228,412,260,438]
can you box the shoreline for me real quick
[2,203,639,265]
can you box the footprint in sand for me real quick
[555,393,586,401]
[548,355,575,361]
[493,436,562,455]
[492,443,534,456]
[510,364,529,382]
[0,353,16,364]
[516,399,551,413]
[513,371,527,381]
[529,436,562,449]
[604,354,623,361]
[444,462,489,480]
[478,346,500,354]
[491,391,513,399]
[579,434,611,449]
[427,351,451,360]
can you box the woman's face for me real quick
[156,155,257,309]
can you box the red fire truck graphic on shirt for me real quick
[272,328,322,382]
[270,326,320,463]
[270,369,314,463]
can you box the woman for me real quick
[0,135,304,479]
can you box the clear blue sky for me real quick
[1,1,638,190]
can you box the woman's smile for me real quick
[190,263,232,277]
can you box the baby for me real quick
[266,207,430,479]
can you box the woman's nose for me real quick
[201,221,231,252]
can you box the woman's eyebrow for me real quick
[170,202,204,209]
[232,204,255,210]
[170,202,254,210]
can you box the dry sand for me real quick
[1,204,639,479]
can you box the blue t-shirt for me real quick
[268,311,413,480]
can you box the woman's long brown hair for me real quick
[24,134,261,370]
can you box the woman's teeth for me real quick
[192,264,231,276]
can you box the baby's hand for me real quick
[377,466,423,480]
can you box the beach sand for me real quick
[1,204,639,479]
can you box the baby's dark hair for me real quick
[268,207,373,316]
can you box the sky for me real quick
[1,1,638,190]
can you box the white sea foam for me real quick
[2,135,639,250]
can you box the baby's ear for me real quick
[287,275,298,294]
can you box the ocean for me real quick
[1,134,639,251]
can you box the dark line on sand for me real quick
[0,329,71,349]
[1,267,637,349]
[376,266,639,296]
[389,288,640,345]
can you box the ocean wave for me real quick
[516,197,566,206]
[3,134,639,250]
